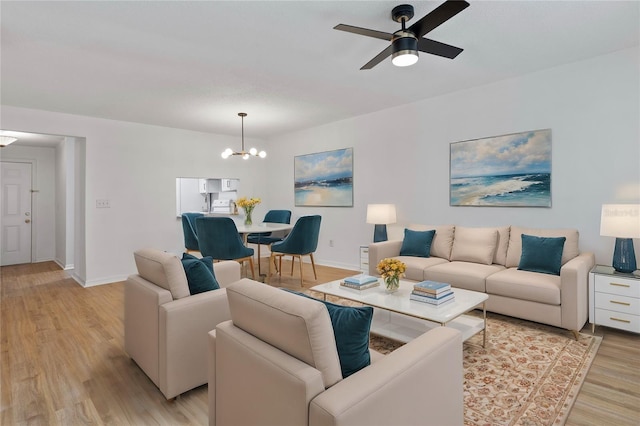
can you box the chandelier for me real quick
[221,113,266,159]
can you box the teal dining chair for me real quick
[246,210,292,275]
[181,212,204,254]
[268,215,321,286]
[195,217,256,279]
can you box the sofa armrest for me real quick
[124,274,173,386]
[158,288,231,399]
[367,240,403,276]
[211,321,326,426]
[213,260,241,288]
[309,327,463,426]
[560,252,595,332]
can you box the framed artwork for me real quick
[450,129,552,207]
[295,148,353,207]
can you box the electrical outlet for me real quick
[329,239,334,247]
[96,199,110,208]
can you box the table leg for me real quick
[482,302,487,348]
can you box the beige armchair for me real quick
[124,248,240,399]
[208,279,464,426]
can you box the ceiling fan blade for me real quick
[334,24,393,41]
[417,38,463,59]
[408,0,470,38]
[360,45,394,70]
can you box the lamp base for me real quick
[373,224,388,243]
[612,237,637,273]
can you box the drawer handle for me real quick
[610,300,631,306]
[610,317,631,324]
[610,282,631,288]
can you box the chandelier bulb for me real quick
[259,151,267,158]
[249,147,257,156]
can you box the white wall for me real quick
[0,145,57,263]
[267,47,640,270]
[0,108,271,285]
[1,47,638,283]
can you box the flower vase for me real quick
[244,207,253,226]
[384,276,400,293]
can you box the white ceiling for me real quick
[1,1,638,140]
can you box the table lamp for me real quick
[366,204,397,243]
[600,204,640,273]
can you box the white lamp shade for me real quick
[600,204,640,238]
[366,204,397,225]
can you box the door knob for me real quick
[25,219,31,223]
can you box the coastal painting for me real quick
[450,129,552,207]
[295,148,353,207]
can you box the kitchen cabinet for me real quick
[199,179,222,194]
[221,178,239,192]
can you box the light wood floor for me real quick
[2,260,639,425]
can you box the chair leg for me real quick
[267,253,273,283]
[290,256,295,276]
[247,257,256,280]
[309,253,318,280]
[299,255,304,287]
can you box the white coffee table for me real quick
[310,278,488,347]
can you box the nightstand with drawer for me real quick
[588,265,640,333]
[359,245,369,273]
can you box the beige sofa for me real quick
[208,279,464,426]
[369,225,595,337]
[125,248,241,399]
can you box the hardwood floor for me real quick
[2,260,639,425]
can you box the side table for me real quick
[359,245,369,273]
[588,265,640,333]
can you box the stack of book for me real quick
[341,274,380,290]
[410,281,455,306]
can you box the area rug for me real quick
[369,313,601,426]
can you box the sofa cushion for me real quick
[506,227,579,268]
[486,268,561,305]
[181,253,220,294]
[225,279,343,388]
[493,226,511,266]
[396,256,449,281]
[284,290,373,378]
[423,262,505,293]
[450,227,498,265]
[518,234,566,276]
[133,248,190,299]
[407,224,455,260]
[400,229,436,257]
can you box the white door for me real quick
[1,162,32,265]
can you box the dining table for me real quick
[235,222,293,244]
[235,222,294,280]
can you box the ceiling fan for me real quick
[334,0,470,70]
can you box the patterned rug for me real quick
[368,313,601,426]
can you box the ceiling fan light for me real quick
[391,35,418,67]
[392,51,418,67]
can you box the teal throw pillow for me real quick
[283,289,373,378]
[400,229,436,257]
[518,234,566,276]
[181,253,220,294]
